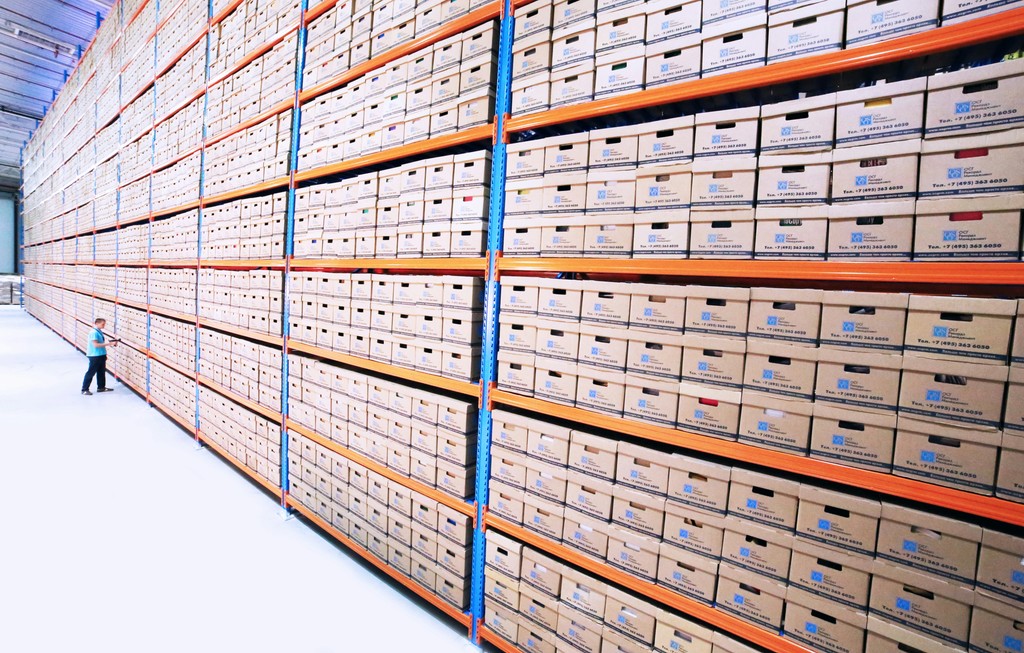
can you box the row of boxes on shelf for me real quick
[152,154,203,212]
[288,272,483,382]
[155,0,208,74]
[203,193,287,260]
[150,268,199,315]
[496,279,1024,497]
[152,314,198,373]
[153,211,201,260]
[156,39,206,115]
[484,542,779,653]
[154,98,204,169]
[287,429,475,609]
[486,421,1024,653]
[298,21,498,168]
[198,269,284,335]
[485,529,1020,653]
[112,342,150,394]
[114,304,151,352]
[199,386,283,486]
[293,151,491,257]
[302,0,494,87]
[502,196,1024,260]
[151,360,199,426]
[510,0,1023,114]
[206,35,297,139]
[287,352,479,497]
[199,327,283,411]
[203,111,292,196]
[208,0,301,79]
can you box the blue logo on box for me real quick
[679,529,690,539]
[811,570,824,583]
[684,484,693,493]
[708,234,718,243]
[709,183,719,193]
[630,470,639,478]
[955,102,972,114]
[649,234,657,243]
[591,346,600,355]
[639,399,647,408]
[855,175,868,187]
[702,311,712,321]
[649,187,661,197]
[782,127,792,136]
[775,233,786,243]
[948,167,963,179]
[933,326,949,337]
[712,135,722,144]
[843,321,856,332]
[896,598,911,611]
[860,115,873,126]
[694,409,704,419]
[818,519,831,531]
[922,450,937,463]
[806,622,818,635]
[641,354,651,363]
[597,190,607,200]
[871,12,884,23]
[838,379,851,390]
[926,389,942,402]
[661,63,670,73]
[545,381,552,389]
[720,47,729,57]
[763,369,775,380]
[1013,570,1024,583]
[747,498,758,509]
[734,594,745,605]
[603,148,611,157]
[758,421,769,431]
[671,641,681,650]
[1005,636,1022,653]
[589,390,597,398]
[943,230,958,242]
[777,181,789,190]
[653,143,663,152]
[644,308,653,317]
[903,539,918,553]
[788,34,799,44]
[698,361,709,371]
[851,232,865,243]
[768,315,779,326]
[740,547,751,557]
[833,434,845,445]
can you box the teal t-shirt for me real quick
[87,328,105,357]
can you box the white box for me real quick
[646,0,701,43]
[756,152,831,205]
[595,46,646,97]
[703,0,766,25]
[942,0,1024,23]
[690,209,755,258]
[835,78,926,147]
[846,0,938,47]
[767,0,844,63]
[694,106,760,157]
[754,205,827,258]
[645,34,702,87]
[760,93,837,153]
[550,63,597,107]
[827,200,915,260]
[511,71,551,115]
[701,13,767,77]
[926,59,1024,137]
[914,195,1023,260]
[590,125,640,168]
[919,129,1024,198]
[636,164,693,210]
[691,157,757,207]
[633,209,690,257]
[637,116,695,165]
[551,25,597,70]
[831,140,920,203]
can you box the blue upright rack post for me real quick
[469,0,515,641]
[279,0,311,505]
[195,0,214,439]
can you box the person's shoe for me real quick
[82,390,93,396]
[97,388,113,393]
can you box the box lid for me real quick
[897,415,1003,446]
[746,338,821,361]
[837,77,928,105]
[792,537,874,571]
[701,11,768,39]
[631,282,689,299]
[920,127,1024,153]
[686,284,750,301]
[867,616,963,653]
[690,208,755,223]
[695,105,760,126]
[740,390,815,416]
[730,467,800,495]
[926,57,1024,93]
[757,151,833,167]
[760,92,838,117]
[717,561,788,597]
[750,286,823,303]
[908,294,1017,317]
[678,381,742,403]
[817,347,902,369]
[831,138,922,163]
[798,485,882,517]
[871,559,976,604]
[692,155,758,172]
[755,205,829,220]
[982,526,1024,556]
[785,586,868,625]
[587,167,640,182]
[681,332,747,353]
[625,373,679,393]
[822,289,910,309]
[880,502,983,542]
[768,0,843,23]
[916,193,1024,214]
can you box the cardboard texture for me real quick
[875,503,982,585]
[976,528,1024,603]
[869,560,974,647]
[810,402,897,472]
[663,500,727,558]
[894,415,1002,494]
[914,195,1024,261]
[905,294,1017,364]
[795,485,881,558]
[784,587,868,653]
[789,538,874,610]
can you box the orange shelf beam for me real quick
[486,514,816,653]
[286,496,474,628]
[303,0,339,24]
[299,1,501,103]
[211,0,246,27]
[148,259,200,267]
[479,626,520,653]
[197,429,284,496]
[506,7,1024,134]
[199,375,282,423]
[293,126,493,183]
[287,420,476,519]
[491,390,1024,528]
[289,257,486,271]
[497,258,1024,286]
[202,177,290,206]
[288,340,480,397]
[197,316,284,347]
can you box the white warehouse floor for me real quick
[0,306,479,653]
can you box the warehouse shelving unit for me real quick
[19,0,1024,651]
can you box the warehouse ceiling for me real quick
[0,0,115,194]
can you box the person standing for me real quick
[82,318,118,396]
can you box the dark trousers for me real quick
[82,355,107,391]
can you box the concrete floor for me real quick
[0,306,479,653]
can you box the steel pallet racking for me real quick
[18,0,1024,651]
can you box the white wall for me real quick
[0,194,13,274]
